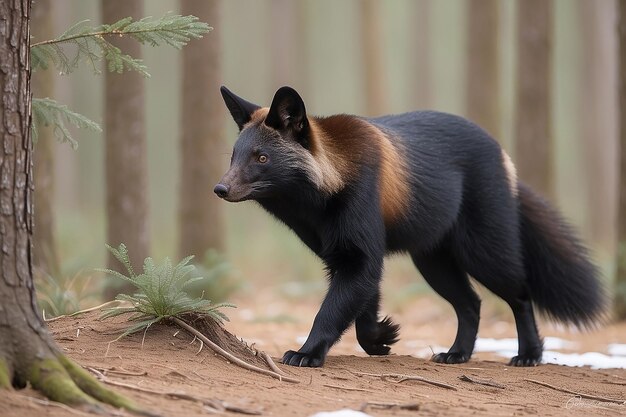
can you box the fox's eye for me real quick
[258,154,268,163]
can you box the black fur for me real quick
[216,86,607,368]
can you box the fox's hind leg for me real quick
[355,290,400,355]
[411,248,481,364]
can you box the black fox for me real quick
[215,86,606,367]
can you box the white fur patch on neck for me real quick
[501,149,518,196]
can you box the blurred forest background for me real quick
[30,0,626,318]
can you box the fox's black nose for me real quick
[214,183,229,198]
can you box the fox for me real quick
[214,85,606,368]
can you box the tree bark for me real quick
[0,1,140,411]
[514,0,554,201]
[178,0,225,260]
[360,0,388,116]
[614,0,626,320]
[102,0,150,298]
[31,0,61,278]
[466,0,500,138]
[409,0,432,109]
[579,0,619,259]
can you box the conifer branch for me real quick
[31,14,211,77]
[32,98,101,149]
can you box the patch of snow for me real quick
[474,337,578,353]
[309,410,372,417]
[607,344,626,357]
[542,351,626,369]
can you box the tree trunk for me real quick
[409,0,432,109]
[102,0,150,299]
[31,0,61,279]
[514,0,554,201]
[579,0,619,260]
[269,0,310,93]
[618,0,626,320]
[178,0,225,260]
[466,0,500,138]
[360,0,388,116]
[0,2,139,410]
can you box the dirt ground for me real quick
[2,292,626,417]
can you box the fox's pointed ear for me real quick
[265,86,308,133]
[220,86,261,131]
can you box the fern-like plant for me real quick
[99,243,234,338]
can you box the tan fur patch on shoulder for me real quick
[372,126,411,223]
[502,149,518,196]
[310,116,410,222]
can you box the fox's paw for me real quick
[282,350,325,367]
[509,354,541,367]
[358,316,400,356]
[431,352,471,364]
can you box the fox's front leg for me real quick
[282,258,383,367]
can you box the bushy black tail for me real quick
[518,182,607,328]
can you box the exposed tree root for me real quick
[0,352,158,416]
[172,317,299,383]
[0,358,11,388]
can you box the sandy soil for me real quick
[2,293,626,417]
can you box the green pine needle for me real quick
[32,98,101,149]
[31,14,212,77]
[99,244,235,338]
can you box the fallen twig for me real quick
[353,371,457,390]
[361,401,420,411]
[525,379,626,404]
[172,317,299,383]
[323,383,373,392]
[44,300,122,322]
[95,366,148,377]
[259,351,287,376]
[87,368,262,415]
[459,374,506,389]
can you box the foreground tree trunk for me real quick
[466,0,500,138]
[0,1,140,411]
[31,0,61,278]
[514,0,554,201]
[178,0,225,259]
[615,0,626,320]
[102,0,150,299]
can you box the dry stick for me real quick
[259,350,288,376]
[459,374,506,389]
[172,317,299,384]
[96,366,148,377]
[524,379,626,404]
[353,371,457,391]
[323,384,374,392]
[44,300,123,322]
[87,368,260,415]
[361,401,421,411]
